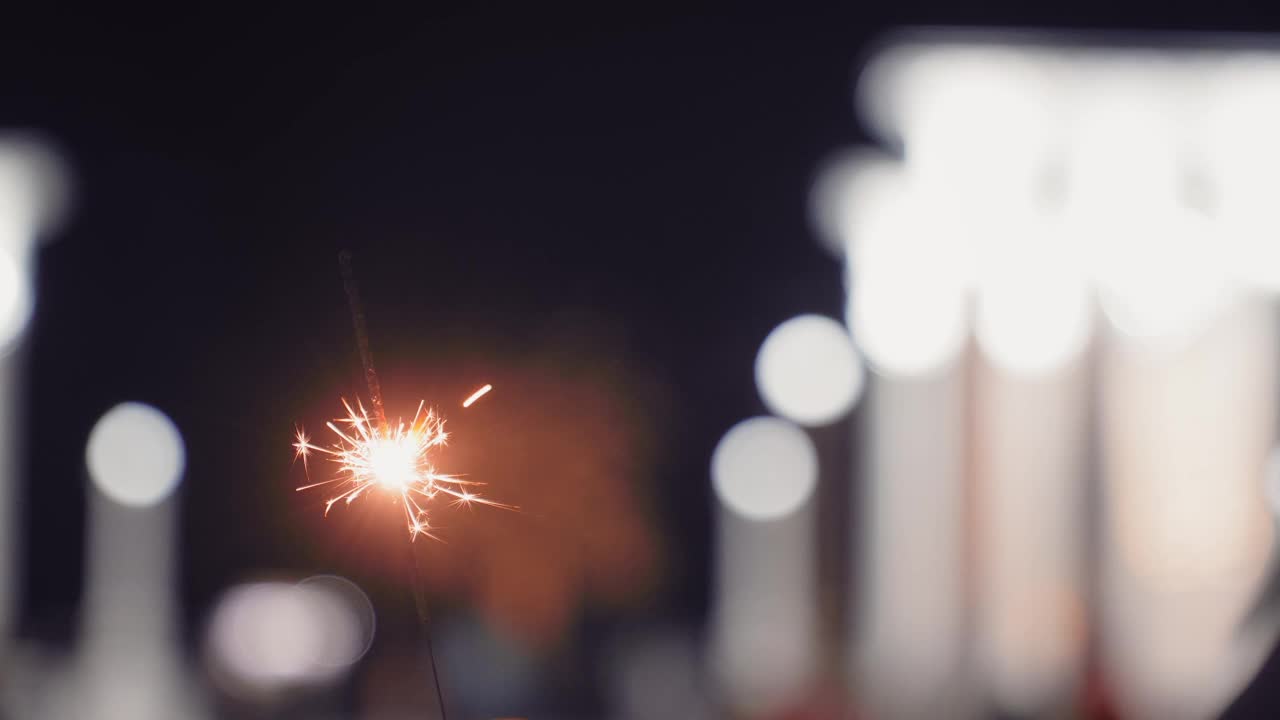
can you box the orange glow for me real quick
[294,397,510,540]
[462,383,493,408]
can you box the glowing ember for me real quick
[462,383,493,408]
[294,397,505,540]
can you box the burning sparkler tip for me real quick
[295,393,506,539]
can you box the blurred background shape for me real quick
[823,31,1280,719]
[710,416,820,715]
[44,402,208,720]
[204,577,373,697]
[0,136,68,708]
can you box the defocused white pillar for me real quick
[0,137,68,653]
[709,417,819,716]
[46,403,206,720]
[972,218,1091,715]
[852,369,970,718]
[70,489,193,719]
[821,152,973,717]
[1098,298,1276,719]
[973,358,1089,714]
[711,503,818,715]
[831,32,1280,720]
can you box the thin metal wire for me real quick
[407,541,449,720]
[338,250,388,430]
[337,251,448,719]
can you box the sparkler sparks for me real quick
[294,395,506,540]
[462,383,493,408]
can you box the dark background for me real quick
[8,4,1280,717]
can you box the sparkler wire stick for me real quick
[408,541,450,720]
[338,251,447,720]
[339,250,388,430]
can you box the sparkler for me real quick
[295,252,505,539]
[293,252,507,720]
[292,395,503,540]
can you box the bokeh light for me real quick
[296,575,377,669]
[85,402,185,507]
[846,186,969,377]
[975,230,1092,375]
[205,579,373,695]
[754,314,864,426]
[711,416,817,521]
[1091,209,1232,345]
[1205,58,1280,293]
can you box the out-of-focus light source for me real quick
[975,231,1091,375]
[205,579,373,695]
[898,49,1053,197]
[1205,58,1280,293]
[755,314,864,426]
[1091,209,1232,346]
[297,575,377,669]
[811,154,969,377]
[809,148,900,256]
[847,187,968,377]
[839,31,1280,719]
[711,416,817,521]
[1067,82,1182,210]
[0,248,32,351]
[86,402,185,507]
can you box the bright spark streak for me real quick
[294,396,509,540]
[462,383,493,408]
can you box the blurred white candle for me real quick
[1098,298,1275,719]
[972,358,1089,714]
[852,369,969,718]
[818,153,972,717]
[47,403,206,720]
[709,417,819,716]
[971,216,1092,714]
[0,137,68,651]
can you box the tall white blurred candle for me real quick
[48,403,206,720]
[709,417,819,716]
[1098,298,1275,719]
[0,138,68,651]
[826,154,972,718]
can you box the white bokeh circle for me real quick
[86,402,185,507]
[206,581,363,692]
[711,416,818,521]
[755,314,864,426]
